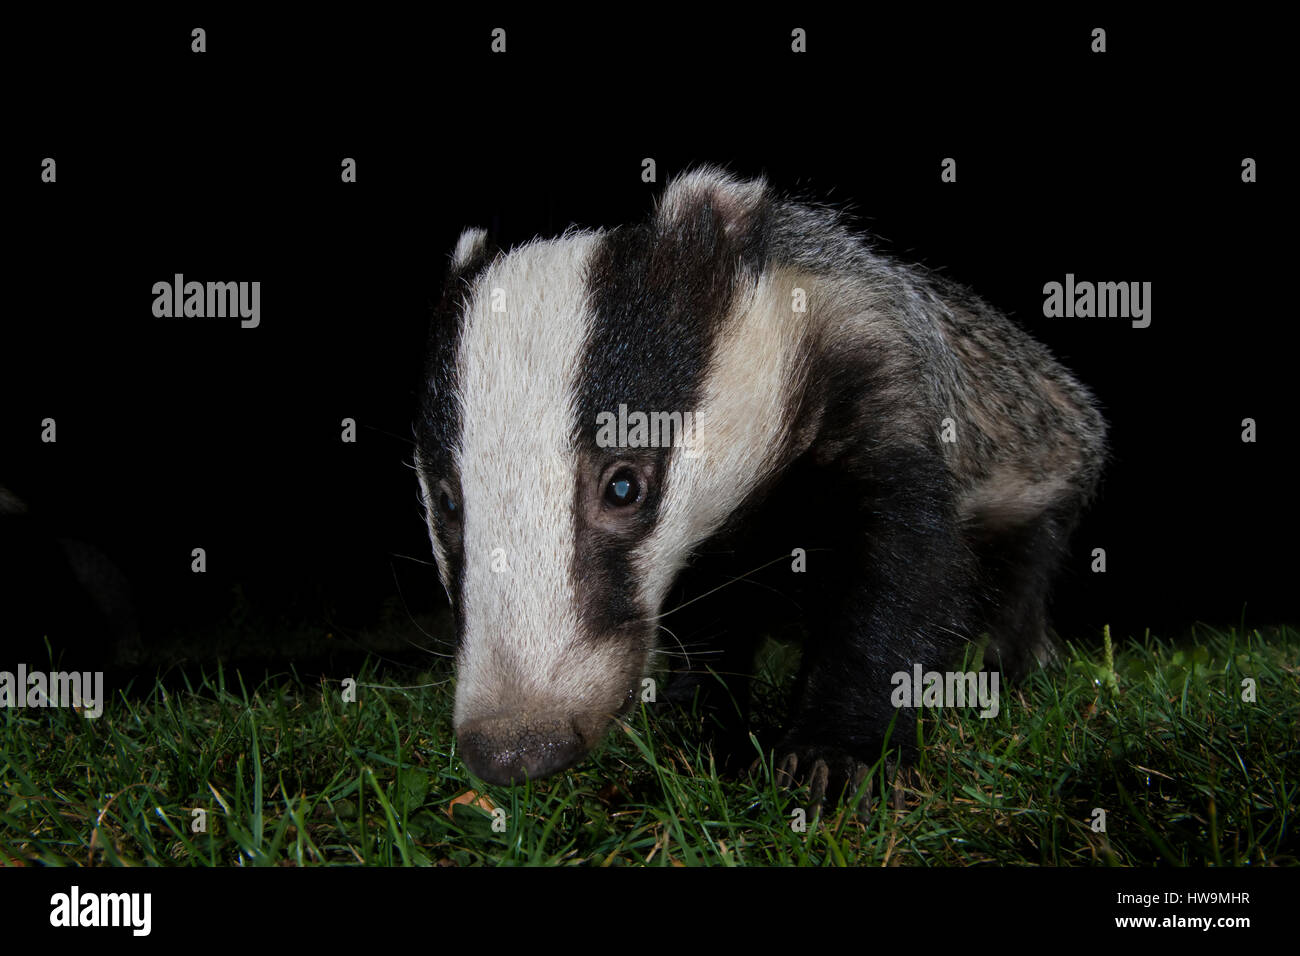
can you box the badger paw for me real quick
[764,742,878,817]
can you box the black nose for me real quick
[457,715,589,785]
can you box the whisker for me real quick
[390,551,438,568]
[640,549,831,624]
[649,625,728,667]
[358,676,454,691]
[388,559,456,659]
[358,423,417,449]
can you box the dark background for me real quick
[1,11,1290,674]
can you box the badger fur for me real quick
[414,168,1106,802]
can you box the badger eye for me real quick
[604,469,641,508]
[438,487,460,522]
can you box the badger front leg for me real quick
[774,444,975,810]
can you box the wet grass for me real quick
[1,623,1295,866]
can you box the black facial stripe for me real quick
[578,203,769,438]
[572,447,665,640]
[417,239,495,468]
[573,526,642,639]
[417,236,497,625]
[571,187,773,642]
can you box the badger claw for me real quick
[765,742,878,817]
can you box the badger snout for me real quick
[457,711,609,785]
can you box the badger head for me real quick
[414,170,814,784]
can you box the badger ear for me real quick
[656,166,770,240]
[449,227,497,275]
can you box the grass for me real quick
[1,623,1296,866]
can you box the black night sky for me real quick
[1,13,1291,676]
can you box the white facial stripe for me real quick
[633,268,813,613]
[452,233,615,725]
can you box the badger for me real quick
[414,167,1106,805]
